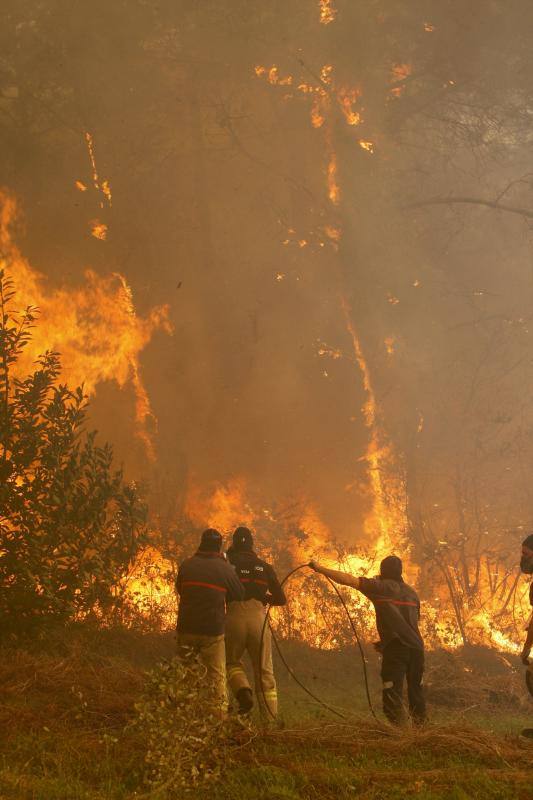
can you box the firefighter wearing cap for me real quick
[225,527,286,716]
[176,528,244,710]
[310,555,426,725]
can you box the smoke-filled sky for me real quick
[3,0,533,547]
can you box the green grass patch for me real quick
[0,626,531,800]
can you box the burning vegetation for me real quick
[0,2,529,668]
[1,0,533,797]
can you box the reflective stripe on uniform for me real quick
[227,666,246,678]
[181,580,227,593]
[263,689,277,698]
[373,597,418,607]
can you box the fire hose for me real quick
[258,563,378,721]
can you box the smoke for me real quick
[2,0,533,561]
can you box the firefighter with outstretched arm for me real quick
[309,554,426,725]
[225,526,287,716]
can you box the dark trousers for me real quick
[381,640,426,725]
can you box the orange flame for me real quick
[121,546,176,627]
[337,87,362,126]
[90,220,108,240]
[327,151,340,205]
[340,297,407,549]
[320,64,334,85]
[85,132,112,207]
[311,95,326,128]
[124,476,530,654]
[324,224,341,242]
[254,65,292,86]
[245,31,529,656]
[185,478,255,534]
[319,0,337,25]
[0,192,171,459]
[391,63,412,83]
[390,63,412,97]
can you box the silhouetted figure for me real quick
[520,534,533,738]
[225,527,286,716]
[520,534,533,667]
[176,528,244,710]
[310,555,426,725]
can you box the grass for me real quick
[0,625,531,800]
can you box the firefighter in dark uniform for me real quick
[520,534,533,668]
[310,555,426,725]
[520,534,533,739]
[176,528,244,711]
[225,527,287,716]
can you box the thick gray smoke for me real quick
[2,0,533,551]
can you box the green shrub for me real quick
[0,270,147,629]
[133,653,237,794]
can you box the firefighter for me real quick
[519,534,533,739]
[310,555,426,725]
[176,528,244,710]
[520,533,533,668]
[225,526,287,717]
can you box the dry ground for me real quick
[0,626,531,800]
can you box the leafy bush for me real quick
[0,270,147,628]
[133,653,236,793]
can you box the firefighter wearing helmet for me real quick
[225,527,287,716]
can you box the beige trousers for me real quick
[225,599,278,717]
[177,632,227,710]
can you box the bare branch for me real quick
[402,196,533,219]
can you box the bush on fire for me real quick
[0,271,147,628]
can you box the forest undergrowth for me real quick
[0,625,531,800]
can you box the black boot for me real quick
[236,687,254,714]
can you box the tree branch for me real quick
[403,196,533,219]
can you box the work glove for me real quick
[308,560,320,572]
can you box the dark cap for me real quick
[521,534,533,574]
[199,528,223,552]
[380,555,403,580]
[233,526,254,552]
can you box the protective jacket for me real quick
[359,576,424,650]
[176,551,244,636]
[226,548,286,606]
